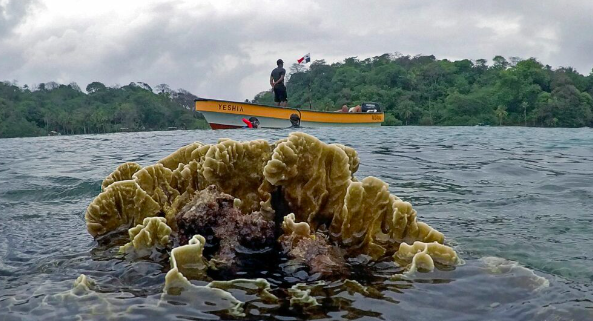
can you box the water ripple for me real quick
[0,127,592,320]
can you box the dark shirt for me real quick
[271,67,286,87]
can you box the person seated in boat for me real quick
[335,105,348,113]
[289,114,301,128]
[348,105,362,113]
[242,117,260,128]
[270,59,288,107]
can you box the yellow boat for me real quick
[195,98,384,129]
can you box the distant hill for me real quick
[0,81,207,138]
[254,54,593,127]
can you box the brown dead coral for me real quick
[175,185,275,267]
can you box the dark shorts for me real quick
[274,86,288,102]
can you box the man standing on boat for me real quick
[270,59,288,107]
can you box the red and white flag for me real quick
[297,53,311,64]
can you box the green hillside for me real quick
[254,54,593,127]
[0,81,207,138]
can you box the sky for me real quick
[1,0,592,101]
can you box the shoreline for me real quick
[1,124,591,140]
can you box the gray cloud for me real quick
[0,0,591,101]
[0,0,38,76]
[0,0,37,36]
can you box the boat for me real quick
[195,98,384,129]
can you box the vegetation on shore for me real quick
[0,81,207,138]
[254,54,593,127]
[2,54,592,138]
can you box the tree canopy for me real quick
[253,53,593,127]
[0,81,207,138]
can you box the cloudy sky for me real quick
[1,0,592,100]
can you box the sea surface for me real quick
[0,126,592,321]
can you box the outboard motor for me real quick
[361,102,381,113]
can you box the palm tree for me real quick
[495,105,508,126]
[398,101,415,125]
[521,102,528,126]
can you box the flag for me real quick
[297,53,311,64]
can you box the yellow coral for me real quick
[166,235,208,283]
[133,164,180,226]
[101,162,143,191]
[133,164,180,206]
[88,133,456,272]
[391,200,444,244]
[263,132,353,229]
[329,177,395,259]
[170,160,200,197]
[119,217,172,256]
[280,213,314,249]
[168,160,202,227]
[394,241,459,272]
[282,213,312,238]
[208,279,278,303]
[288,284,319,307]
[158,142,204,170]
[201,139,272,214]
[329,176,445,259]
[334,144,360,176]
[163,241,244,315]
[85,180,161,238]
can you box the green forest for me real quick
[2,54,592,138]
[254,54,593,127]
[0,81,207,138]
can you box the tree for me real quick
[86,82,106,94]
[155,84,172,95]
[509,56,523,67]
[521,101,529,126]
[475,59,488,69]
[493,56,509,69]
[0,80,205,137]
[495,105,508,125]
[290,63,306,74]
[68,82,82,92]
[397,100,416,125]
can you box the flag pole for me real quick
[298,53,313,109]
[308,79,312,109]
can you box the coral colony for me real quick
[83,132,459,314]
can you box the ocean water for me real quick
[0,126,592,320]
